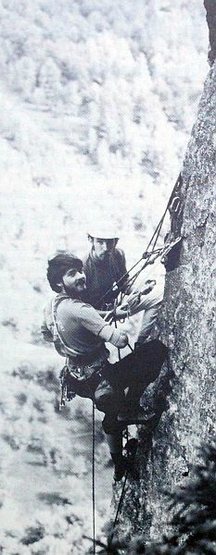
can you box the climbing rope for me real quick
[92,401,96,555]
[90,351,134,553]
[124,234,181,294]
[89,174,183,552]
[113,299,122,361]
[99,172,182,307]
[143,171,182,254]
[109,429,135,548]
[111,469,128,538]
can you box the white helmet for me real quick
[87,222,120,240]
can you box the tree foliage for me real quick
[0,0,207,174]
[95,440,216,554]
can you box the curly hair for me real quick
[47,251,83,292]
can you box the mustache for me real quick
[75,278,86,286]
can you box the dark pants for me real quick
[94,339,167,433]
[66,340,167,435]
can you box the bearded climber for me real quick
[42,251,167,481]
[83,223,128,311]
[83,223,165,343]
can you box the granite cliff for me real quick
[112,0,216,546]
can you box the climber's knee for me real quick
[102,414,124,434]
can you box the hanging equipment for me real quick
[98,172,183,308]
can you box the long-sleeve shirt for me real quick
[42,294,127,361]
[83,248,127,309]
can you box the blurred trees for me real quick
[0,0,208,175]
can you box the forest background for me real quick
[0,1,209,553]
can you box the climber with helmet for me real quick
[83,222,128,311]
[83,222,165,344]
[42,251,167,481]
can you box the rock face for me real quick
[112,2,216,544]
[204,0,216,64]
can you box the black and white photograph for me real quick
[0,1,215,554]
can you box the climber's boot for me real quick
[111,453,128,482]
[124,438,139,480]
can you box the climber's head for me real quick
[47,252,86,297]
[87,223,119,260]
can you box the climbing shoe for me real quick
[112,455,128,482]
[111,440,140,482]
[113,455,139,482]
[117,407,155,426]
[124,438,139,480]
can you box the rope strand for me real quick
[109,428,130,547]
[92,401,96,555]
[90,174,182,553]
[98,172,182,307]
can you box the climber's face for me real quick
[61,267,86,297]
[90,237,117,260]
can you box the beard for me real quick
[94,250,111,262]
[63,280,86,299]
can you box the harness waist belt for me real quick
[67,350,105,367]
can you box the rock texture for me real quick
[204,0,216,64]
[112,2,216,544]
